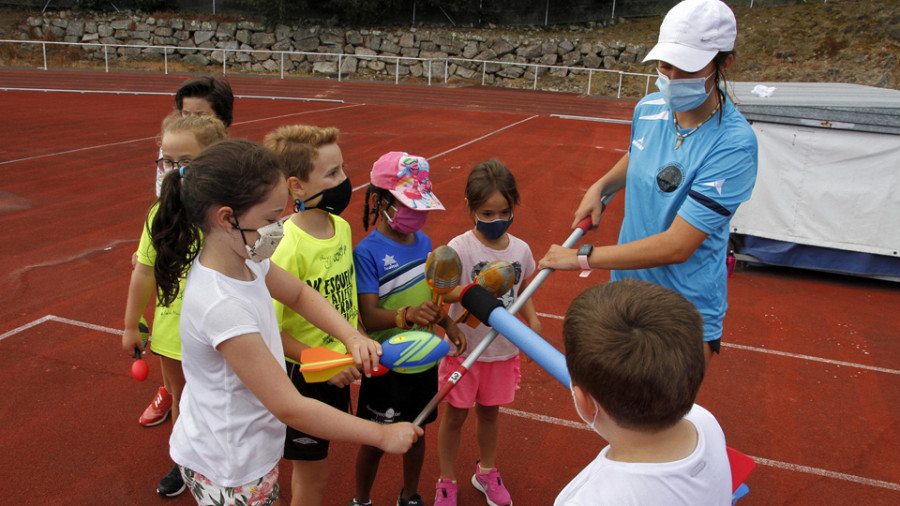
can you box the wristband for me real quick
[577,244,594,278]
[395,306,412,330]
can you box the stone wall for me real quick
[18,11,650,86]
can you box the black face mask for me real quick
[295,177,352,215]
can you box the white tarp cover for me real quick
[731,121,900,257]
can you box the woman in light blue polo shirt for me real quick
[539,0,758,367]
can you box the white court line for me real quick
[2,314,898,492]
[550,113,633,125]
[501,407,900,492]
[537,313,899,376]
[0,87,344,103]
[0,102,362,166]
[0,315,121,343]
[721,342,900,375]
[428,115,540,159]
[0,137,156,166]
[226,103,363,126]
[348,115,540,195]
[752,457,900,492]
[0,315,56,342]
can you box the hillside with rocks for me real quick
[1,0,897,91]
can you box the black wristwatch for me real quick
[577,244,594,277]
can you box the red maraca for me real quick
[131,347,149,381]
[130,317,150,381]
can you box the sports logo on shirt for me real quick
[656,164,684,193]
[701,179,726,195]
[382,254,399,270]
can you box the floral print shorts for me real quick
[180,464,279,506]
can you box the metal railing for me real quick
[0,39,655,98]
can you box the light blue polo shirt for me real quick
[611,91,758,342]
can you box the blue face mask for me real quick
[475,214,514,241]
[655,70,714,112]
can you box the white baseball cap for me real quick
[643,0,737,73]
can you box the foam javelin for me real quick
[411,193,615,426]
[460,283,570,385]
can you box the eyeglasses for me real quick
[155,157,192,171]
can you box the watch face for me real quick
[578,244,593,256]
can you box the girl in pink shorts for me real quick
[435,159,540,506]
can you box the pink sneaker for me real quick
[435,479,457,506]
[139,386,172,427]
[471,461,511,506]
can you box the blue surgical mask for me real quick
[475,214,514,241]
[655,70,714,112]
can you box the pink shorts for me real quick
[179,464,279,506]
[438,355,520,409]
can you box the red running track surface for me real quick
[0,69,898,505]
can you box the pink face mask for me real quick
[384,205,427,234]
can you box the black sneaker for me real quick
[397,490,425,506]
[157,464,186,497]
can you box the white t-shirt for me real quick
[170,257,287,487]
[555,405,732,506]
[446,230,536,361]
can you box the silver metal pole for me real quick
[410,196,615,427]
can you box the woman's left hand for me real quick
[537,244,578,271]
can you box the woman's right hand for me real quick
[378,422,424,454]
[571,181,606,230]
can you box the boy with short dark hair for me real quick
[557,278,732,505]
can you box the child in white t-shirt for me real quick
[151,138,422,505]
[556,279,732,506]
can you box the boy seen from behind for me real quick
[557,278,732,505]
